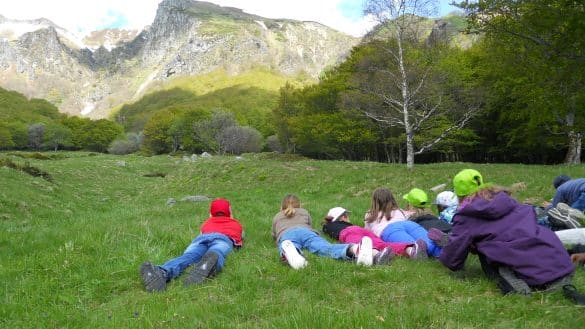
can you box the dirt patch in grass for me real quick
[0,157,54,182]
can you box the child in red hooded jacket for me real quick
[140,198,243,292]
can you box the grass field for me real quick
[1,152,585,328]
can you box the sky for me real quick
[0,0,461,37]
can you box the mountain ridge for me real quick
[0,0,359,118]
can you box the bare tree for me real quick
[193,111,237,154]
[361,0,477,169]
[218,126,263,155]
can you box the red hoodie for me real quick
[200,198,243,247]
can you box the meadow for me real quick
[1,151,585,328]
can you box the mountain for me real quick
[0,0,358,119]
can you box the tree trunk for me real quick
[564,130,582,164]
[406,130,415,170]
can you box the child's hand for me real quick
[571,253,585,264]
[541,201,551,208]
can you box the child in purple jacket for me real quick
[439,169,574,295]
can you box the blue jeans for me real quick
[160,233,234,280]
[571,191,585,212]
[278,227,350,260]
[380,221,442,257]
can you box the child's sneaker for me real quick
[140,261,167,292]
[548,204,582,229]
[184,251,219,286]
[373,247,395,265]
[281,240,308,269]
[409,239,428,260]
[356,236,373,266]
[557,203,585,226]
[427,228,449,247]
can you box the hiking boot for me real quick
[409,239,428,260]
[140,261,167,292]
[184,251,219,286]
[356,236,373,266]
[548,205,582,229]
[427,228,449,247]
[373,247,395,265]
[281,240,308,269]
[497,266,531,295]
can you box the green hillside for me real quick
[115,68,311,135]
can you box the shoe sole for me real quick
[412,239,428,260]
[373,247,394,265]
[184,252,219,286]
[549,208,581,229]
[281,240,308,269]
[140,262,166,292]
[356,236,373,266]
[557,203,585,225]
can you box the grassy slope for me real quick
[1,152,585,328]
[115,68,309,135]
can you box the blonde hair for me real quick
[365,188,399,223]
[408,207,433,219]
[281,194,301,218]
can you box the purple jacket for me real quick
[439,192,573,286]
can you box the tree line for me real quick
[1,0,582,166]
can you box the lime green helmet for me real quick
[453,169,484,197]
[403,188,429,207]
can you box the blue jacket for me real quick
[552,178,585,207]
[439,191,573,286]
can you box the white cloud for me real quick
[0,0,380,37]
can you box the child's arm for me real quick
[438,227,474,271]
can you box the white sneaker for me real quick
[356,236,373,266]
[281,240,308,269]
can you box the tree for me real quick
[28,123,45,150]
[217,126,263,155]
[193,111,237,154]
[0,124,14,149]
[142,110,176,154]
[43,123,72,151]
[361,0,478,169]
[455,0,585,164]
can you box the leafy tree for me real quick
[0,124,14,149]
[142,110,177,154]
[43,123,72,151]
[455,0,585,163]
[82,120,124,153]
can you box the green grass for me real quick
[1,152,585,328]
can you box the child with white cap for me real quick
[322,207,427,262]
[434,191,459,224]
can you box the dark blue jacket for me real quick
[552,178,585,207]
[439,191,573,286]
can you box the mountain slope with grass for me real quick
[0,0,357,119]
[1,152,584,327]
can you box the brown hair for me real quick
[281,194,301,218]
[365,188,399,223]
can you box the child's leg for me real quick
[303,230,351,260]
[339,226,410,255]
[555,228,585,245]
[160,235,208,279]
[207,237,235,272]
[402,221,442,257]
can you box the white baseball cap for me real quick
[433,191,458,207]
[327,207,350,221]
